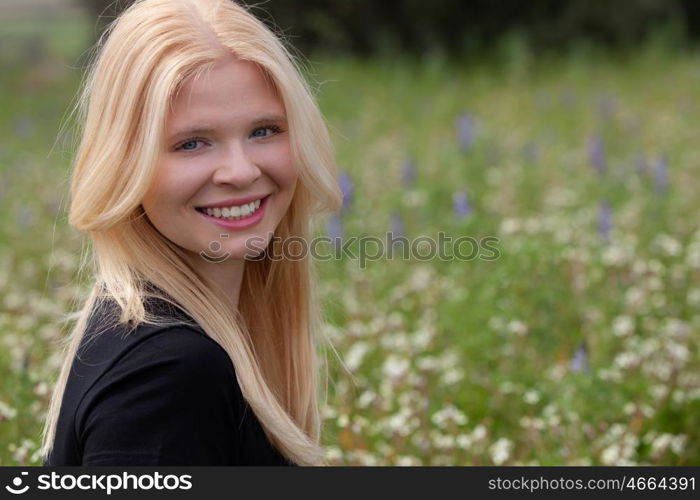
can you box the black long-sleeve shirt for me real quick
[43,293,294,466]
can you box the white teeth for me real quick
[202,197,265,220]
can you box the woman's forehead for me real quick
[164,58,285,137]
[175,56,275,101]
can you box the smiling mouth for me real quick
[195,195,270,220]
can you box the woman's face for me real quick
[142,54,297,263]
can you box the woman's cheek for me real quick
[273,143,297,184]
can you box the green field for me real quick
[0,18,698,465]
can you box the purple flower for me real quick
[654,154,668,194]
[400,156,416,187]
[390,211,405,241]
[523,143,538,163]
[453,191,472,218]
[588,135,606,174]
[598,201,612,243]
[16,206,34,227]
[570,340,590,373]
[338,171,354,213]
[326,215,343,249]
[13,117,34,139]
[456,113,476,152]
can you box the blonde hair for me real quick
[40,0,342,466]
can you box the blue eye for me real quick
[175,139,205,152]
[252,125,283,138]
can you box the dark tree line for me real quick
[78,0,700,57]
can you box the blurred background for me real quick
[1,0,699,465]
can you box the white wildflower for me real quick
[598,367,622,382]
[432,432,455,449]
[10,439,34,464]
[523,390,540,405]
[600,444,619,465]
[489,438,513,465]
[602,245,628,266]
[396,455,421,466]
[346,320,366,337]
[456,434,473,449]
[625,287,645,309]
[351,416,369,435]
[402,189,427,208]
[412,327,435,349]
[652,234,682,257]
[519,416,545,430]
[662,319,690,340]
[687,288,700,307]
[431,404,468,428]
[0,400,18,420]
[471,424,487,441]
[666,341,689,365]
[613,351,639,369]
[670,435,687,455]
[441,367,464,385]
[344,342,369,372]
[612,316,634,337]
[500,218,521,235]
[507,320,528,336]
[325,447,343,463]
[383,354,410,379]
[650,433,673,456]
[353,450,379,466]
[416,356,439,371]
[409,266,432,292]
[357,390,376,409]
[34,382,48,397]
[685,242,700,268]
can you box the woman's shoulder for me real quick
[121,322,236,381]
[70,296,236,410]
[91,324,237,397]
[71,317,245,466]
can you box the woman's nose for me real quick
[212,142,262,187]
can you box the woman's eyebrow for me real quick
[169,114,287,140]
[249,113,287,126]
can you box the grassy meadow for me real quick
[0,17,698,465]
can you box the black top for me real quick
[43,292,294,466]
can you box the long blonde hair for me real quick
[40,0,342,466]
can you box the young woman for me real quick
[40,0,342,466]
